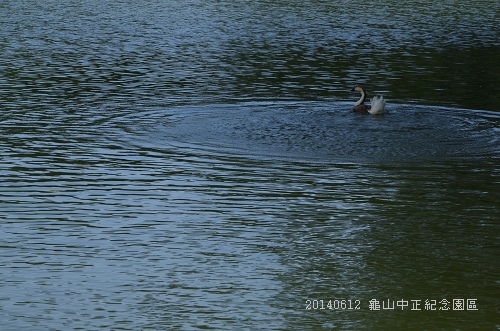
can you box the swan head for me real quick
[351,84,366,93]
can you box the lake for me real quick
[0,0,499,330]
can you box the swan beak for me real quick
[350,88,356,92]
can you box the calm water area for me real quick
[1,0,499,330]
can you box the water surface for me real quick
[1,0,499,330]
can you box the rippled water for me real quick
[1,0,499,330]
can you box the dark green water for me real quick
[1,1,499,330]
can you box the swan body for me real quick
[351,84,386,114]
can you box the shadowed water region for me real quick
[1,0,499,330]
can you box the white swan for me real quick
[351,84,386,115]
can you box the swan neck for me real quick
[354,89,366,106]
